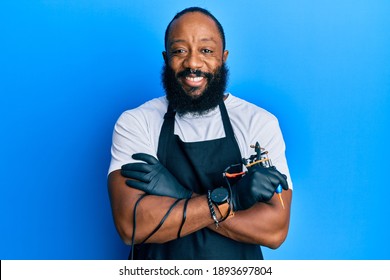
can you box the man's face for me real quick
[164,12,228,99]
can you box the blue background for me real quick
[1,0,389,260]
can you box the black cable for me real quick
[177,198,190,239]
[139,198,182,244]
[129,194,147,260]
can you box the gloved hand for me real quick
[231,165,288,211]
[121,153,192,199]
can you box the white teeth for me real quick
[185,76,203,82]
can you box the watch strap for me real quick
[215,202,234,221]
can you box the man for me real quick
[108,7,293,260]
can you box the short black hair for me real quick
[164,7,226,51]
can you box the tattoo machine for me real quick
[247,142,285,209]
[226,141,285,209]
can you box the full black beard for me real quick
[162,63,229,116]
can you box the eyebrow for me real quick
[169,37,218,47]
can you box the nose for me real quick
[183,52,204,70]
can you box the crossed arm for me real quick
[108,169,292,249]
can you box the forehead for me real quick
[167,12,222,46]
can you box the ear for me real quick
[162,51,168,64]
[222,50,229,63]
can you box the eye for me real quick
[171,49,186,55]
[202,49,213,54]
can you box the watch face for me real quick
[211,187,229,204]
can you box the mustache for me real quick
[176,68,213,80]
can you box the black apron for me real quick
[133,101,263,259]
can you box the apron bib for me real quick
[133,101,263,259]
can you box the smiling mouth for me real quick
[181,74,206,92]
[185,76,204,82]
[176,69,213,95]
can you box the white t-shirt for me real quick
[109,93,293,189]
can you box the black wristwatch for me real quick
[210,187,233,219]
[210,187,229,205]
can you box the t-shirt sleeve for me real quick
[254,116,293,190]
[108,110,157,175]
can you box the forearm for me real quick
[108,170,214,244]
[134,194,214,243]
[208,190,292,248]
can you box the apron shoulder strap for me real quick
[219,101,234,139]
[157,105,175,166]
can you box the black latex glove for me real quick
[231,165,288,211]
[121,153,192,199]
